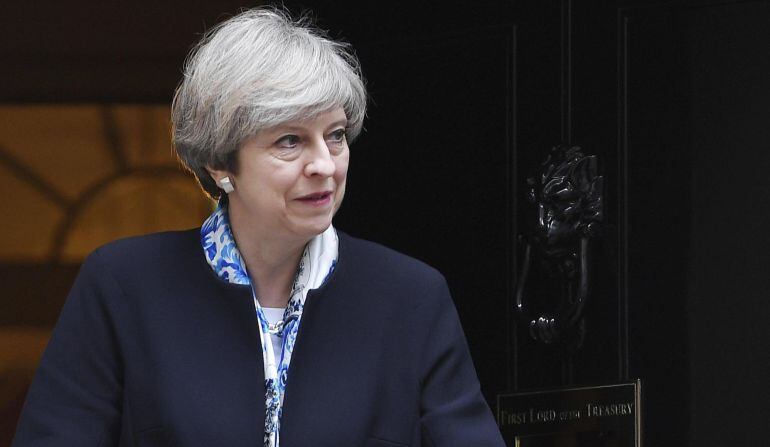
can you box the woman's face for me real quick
[212,107,349,243]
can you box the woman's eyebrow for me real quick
[271,119,349,133]
[328,119,348,128]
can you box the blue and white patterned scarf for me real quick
[201,200,338,447]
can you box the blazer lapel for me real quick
[277,238,371,445]
[207,276,267,443]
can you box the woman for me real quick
[13,7,504,447]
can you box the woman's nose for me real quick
[304,141,336,177]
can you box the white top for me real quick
[262,307,286,365]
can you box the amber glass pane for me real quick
[0,104,211,262]
[62,176,211,262]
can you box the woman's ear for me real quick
[206,166,235,193]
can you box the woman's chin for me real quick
[291,217,333,240]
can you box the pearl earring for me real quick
[219,177,235,193]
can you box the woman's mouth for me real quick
[296,191,333,206]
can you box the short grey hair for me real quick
[172,7,367,199]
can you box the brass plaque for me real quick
[497,381,641,447]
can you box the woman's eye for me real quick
[328,129,347,144]
[276,135,300,148]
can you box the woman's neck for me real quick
[228,210,308,309]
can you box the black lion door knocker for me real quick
[515,145,604,347]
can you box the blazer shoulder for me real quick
[87,228,201,270]
[337,231,446,286]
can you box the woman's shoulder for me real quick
[85,228,202,271]
[336,230,446,285]
[333,231,455,321]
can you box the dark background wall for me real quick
[3,1,770,446]
[683,3,770,444]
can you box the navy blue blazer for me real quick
[13,230,504,446]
